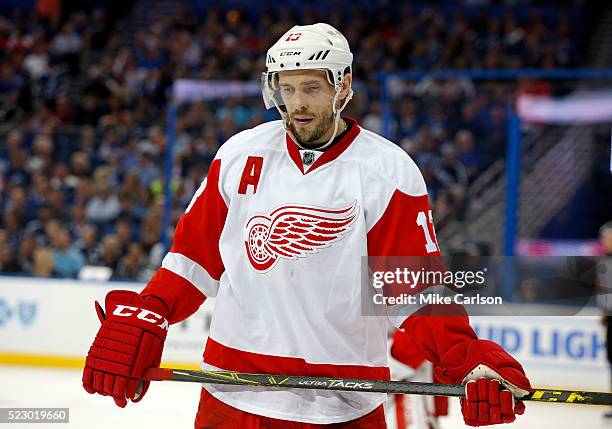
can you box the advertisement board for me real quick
[0,277,213,369]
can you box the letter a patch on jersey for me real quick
[238,156,264,195]
[244,202,359,272]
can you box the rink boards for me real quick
[0,276,607,391]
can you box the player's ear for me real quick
[337,73,352,107]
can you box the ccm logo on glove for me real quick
[112,305,169,329]
[82,290,170,407]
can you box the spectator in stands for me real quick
[54,94,75,125]
[5,147,29,188]
[27,134,54,173]
[135,146,161,188]
[47,188,67,222]
[29,103,60,134]
[434,142,469,189]
[433,190,454,227]
[5,129,24,154]
[114,217,133,255]
[397,100,420,139]
[23,41,50,81]
[414,126,439,167]
[90,234,122,272]
[455,129,480,179]
[33,246,53,277]
[69,151,92,181]
[85,166,120,224]
[75,223,99,264]
[29,172,52,216]
[41,218,60,247]
[49,226,85,277]
[5,185,28,221]
[68,202,87,235]
[0,63,25,117]
[0,1,589,279]
[50,22,82,75]
[16,232,36,273]
[113,242,146,280]
[49,161,69,189]
[434,142,469,219]
[0,229,18,272]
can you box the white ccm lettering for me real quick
[112,305,169,330]
[137,309,163,323]
[113,305,138,317]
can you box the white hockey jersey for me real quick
[142,118,447,424]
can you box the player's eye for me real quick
[280,87,294,95]
[306,86,320,93]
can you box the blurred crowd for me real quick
[0,1,586,278]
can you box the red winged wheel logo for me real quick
[244,202,359,272]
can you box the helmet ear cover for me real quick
[325,66,352,87]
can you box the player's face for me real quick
[277,70,337,145]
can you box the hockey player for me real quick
[82,23,532,428]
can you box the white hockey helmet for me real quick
[262,23,354,147]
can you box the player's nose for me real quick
[292,89,309,111]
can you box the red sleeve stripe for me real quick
[203,337,390,381]
[140,267,207,324]
[170,159,227,281]
[161,251,220,298]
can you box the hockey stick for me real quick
[143,368,612,406]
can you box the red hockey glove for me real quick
[82,290,169,407]
[435,339,532,427]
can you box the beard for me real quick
[290,109,335,144]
